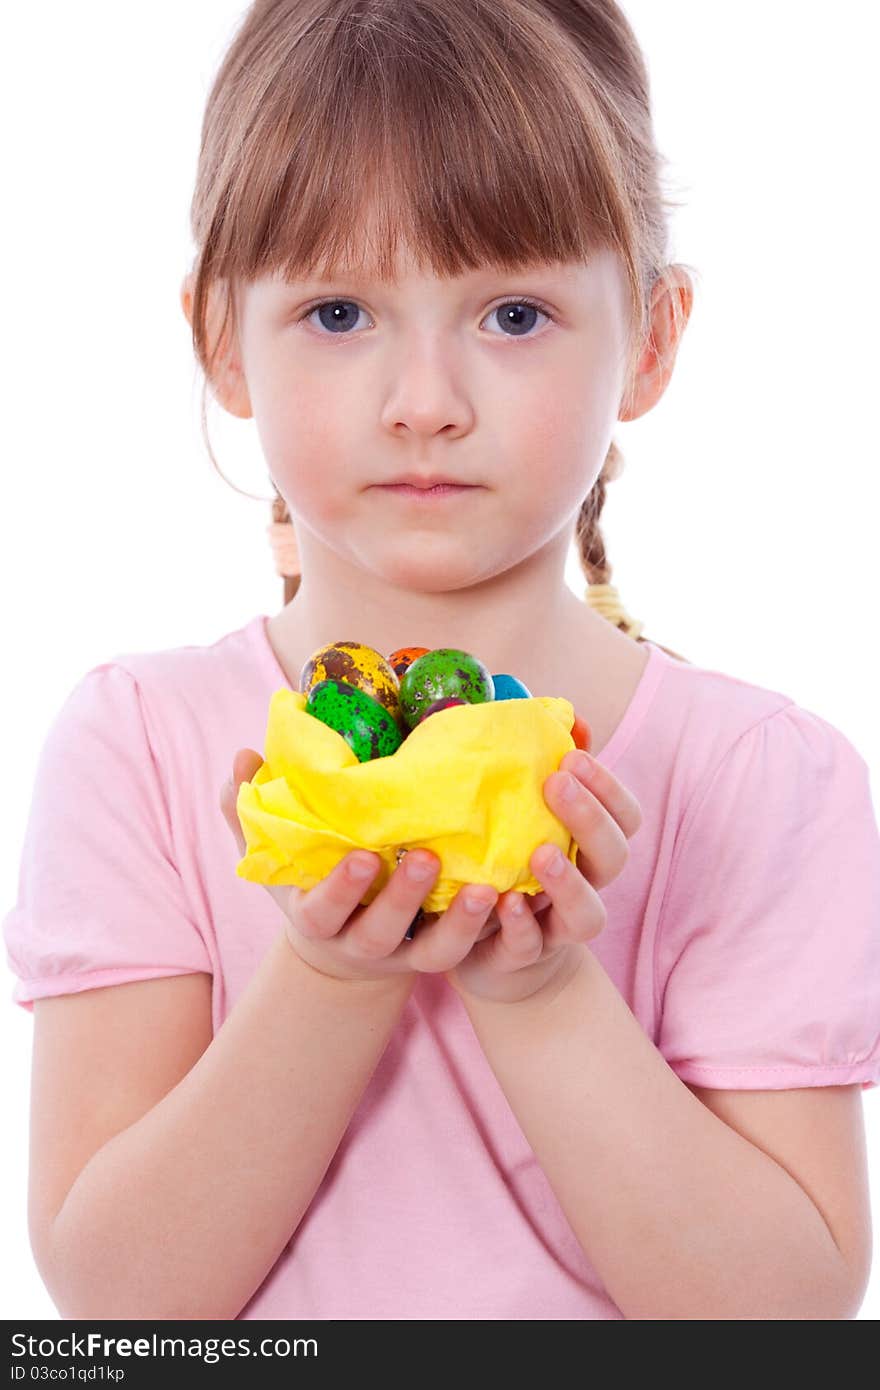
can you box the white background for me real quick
[2,0,878,1319]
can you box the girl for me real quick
[5,0,879,1321]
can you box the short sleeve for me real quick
[2,664,213,1013]
[655,704,880,1090]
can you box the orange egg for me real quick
[387,645,431,680]
[570,712,592,752]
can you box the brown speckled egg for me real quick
[299,640,402,725]
[387,645,431,680]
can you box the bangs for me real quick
[203,0,641,335]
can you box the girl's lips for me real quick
[375,483,479,499]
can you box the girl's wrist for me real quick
[279,923,417,999]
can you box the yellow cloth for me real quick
[235,688,580,913]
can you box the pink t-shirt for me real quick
[5,614,880,1320]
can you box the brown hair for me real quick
[185,0,696,662]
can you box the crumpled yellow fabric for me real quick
[235,688,580,913]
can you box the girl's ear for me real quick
[179,271,253,421]
[618,269,693,424]
[180,272,194,326]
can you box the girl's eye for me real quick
[481,298,552,338]
[302,300,369,335]
[299,297,553,338]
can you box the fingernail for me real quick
[405,855,434,882]
[349,854,377,880]
[465,888,496,913]
[539,846,566,878]
[574,751,597,782]
[559,772,579,803]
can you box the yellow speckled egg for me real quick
[299,640,402,725]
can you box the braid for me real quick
[270,488,301,606]
[576,441,690,664]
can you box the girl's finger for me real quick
[531,844,607,942]
[402,882,499,973]
[233,747,265,785]
[559,749,643,838]
[479,896,545,973]
[221,747,263,857]
[544,770,630,889]
[220,779,247,856]
[293,851,386,942]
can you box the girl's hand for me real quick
[220,749,504,986]
[444,749,643,1005]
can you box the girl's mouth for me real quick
[375,483,479,499]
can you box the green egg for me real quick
[398,648,495,730]
[306,678,404,762]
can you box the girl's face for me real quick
[226,245,634,597]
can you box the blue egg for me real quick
[491,673,532,700]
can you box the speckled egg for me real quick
[571,712,592,752]
[299,640,402,727]
[306,679,404,762]
[490,673,532,700]
[387,646,431,680]
[417,696,468,726]
[398,649,495,730]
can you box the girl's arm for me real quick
[456,948,867,1320]
[36,927,414,1320]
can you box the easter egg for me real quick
[299,640,402,727]
[571,712,592,752]
[417,696,468,725]
[490,673,532,700]
[398,648,494,729]
[306,679,404,762]
[387,646,430,680]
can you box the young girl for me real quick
[5,0,879,1322]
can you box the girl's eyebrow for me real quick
[276,265,573,293]
[274,256,577,288]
